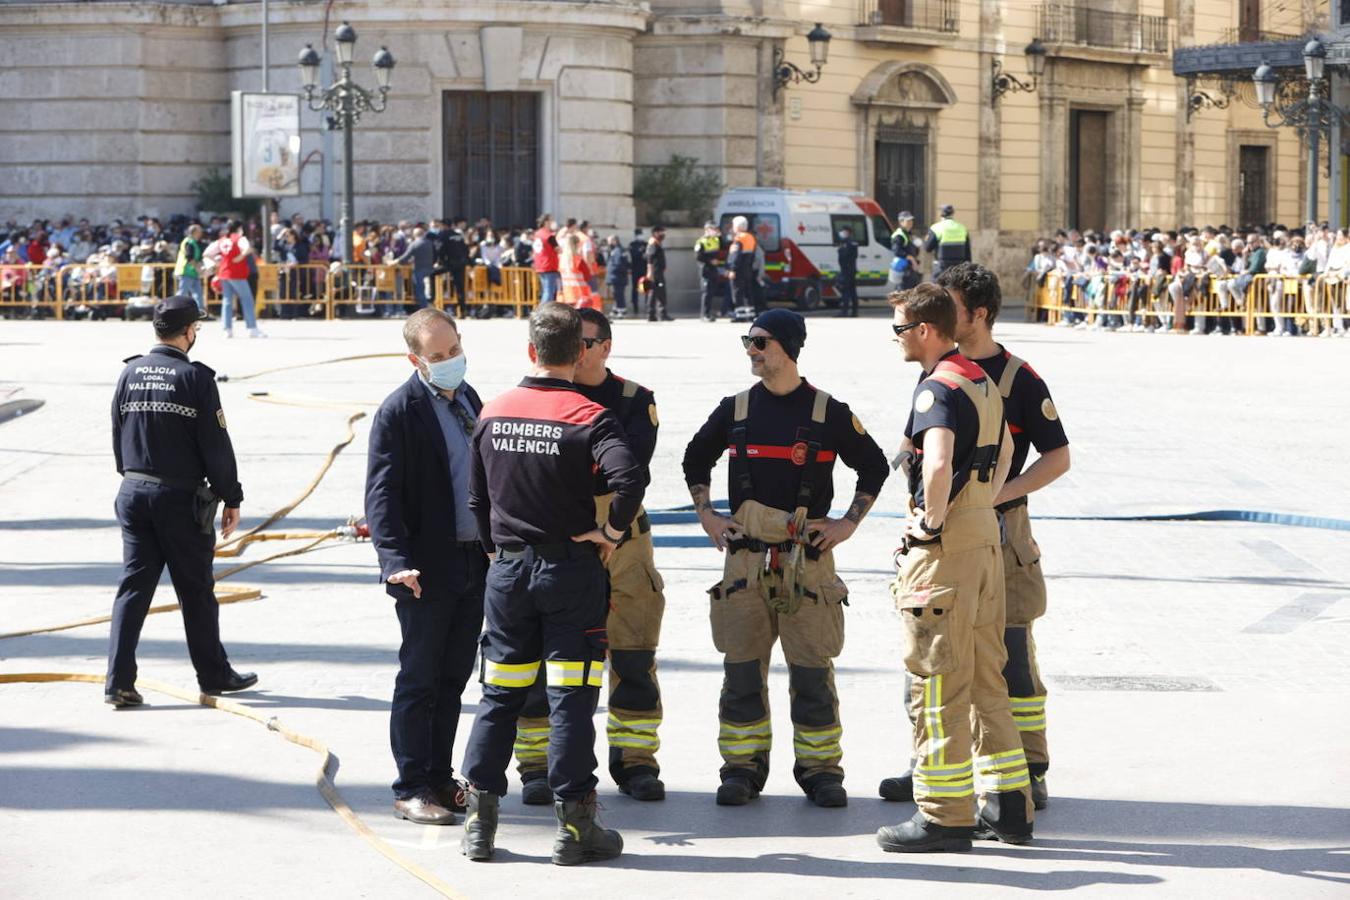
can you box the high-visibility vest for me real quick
[930,218,968,246]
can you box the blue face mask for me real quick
[422,354,466,390]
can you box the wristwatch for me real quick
[602,524,625,543]
[918,518,943,536]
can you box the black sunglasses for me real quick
[581,336,605,349]
[741,335,776,351]
[892,322,922,336]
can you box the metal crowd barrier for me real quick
[433,265,539,318]
[1030,270,1349,334]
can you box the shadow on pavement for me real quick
[0,725,136,753]
[0,766,370,812]
[605,852,1160,888]
[0,563,377,587]
[989,837,1350,886]
[3,634,394,665]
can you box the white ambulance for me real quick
[712,188,896,311]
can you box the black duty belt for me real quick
[124,471,204,492]
[995,496,1028,514]
[496,541,596,562]
[726,536,822,562]
[615,511,651,548]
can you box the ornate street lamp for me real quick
[992,38,1047,105]
[773,23,832,95]
[296,22,396,266]
[1252,39,1346,225]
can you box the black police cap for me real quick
[153,295,206,331]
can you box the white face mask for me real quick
[421,354,467,390]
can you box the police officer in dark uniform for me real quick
[628,230,647,316]
[511,308,667,805]
[106,295,256,707]
[460,303,646,866]
[683,309,890,808]
[835,225,860,318]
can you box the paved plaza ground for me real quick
[1,312,1348,898]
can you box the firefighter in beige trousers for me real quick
[877,284,1033,853]
[880,263,1070,810]
[512,309,668,804]
[683,309,890,808]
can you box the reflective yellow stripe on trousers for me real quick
[974,747,1031,792]
[607,713,660,750]
[792,725,842,760]
[545,659,604,688]
[1010,695,1047,732]
[718,719,771,754]
[483,659,540,688]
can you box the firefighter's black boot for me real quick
[552,792,623,866]
[461,787,499,862]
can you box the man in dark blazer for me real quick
[365,307,488,825]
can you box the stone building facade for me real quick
[0,0,1332,287]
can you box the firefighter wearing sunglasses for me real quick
[877,283,1033,854]
[682,308,889,809]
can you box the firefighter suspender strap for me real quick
[728,388,831,506]
[730,390,753,497]
[996,354,1026,400]
[794,389,830,511]
[929,372,1002,482]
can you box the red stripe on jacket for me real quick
[480,386,605,426]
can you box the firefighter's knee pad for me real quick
[1001,625,1035,697]
[719,659,766,722]
[787,664,835,727]
[609,649,658,711]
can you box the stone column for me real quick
[1174,0,1196,227]
[977,0,1002,234]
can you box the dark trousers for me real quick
[390,547,486,798]
[733,275,754,311]
[447,263,467,313]
[646,280,668,321]
[630,271,643,314]
[700,274,719,319]
[838,276,858,315]
[462,545,607,800]
[105,481,230,693]
[609,281,627,311]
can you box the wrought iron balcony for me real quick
[857,0,959,34]
[1036,2,1169,55]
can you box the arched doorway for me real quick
[852,62,956,232]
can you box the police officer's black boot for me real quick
[521,774,552,806]
[876,811,974,853]
[974,790,1034,845]
[461,787,499,862]
[878,769,914,801]
[551,792,623,866]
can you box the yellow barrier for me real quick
[1030,270,1348,335]
[3,261,554,321]
[433,265,538,318]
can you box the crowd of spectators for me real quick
[0,211,672,321]
[1028,223,1350,337]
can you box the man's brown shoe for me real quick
[394,792,456,825]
